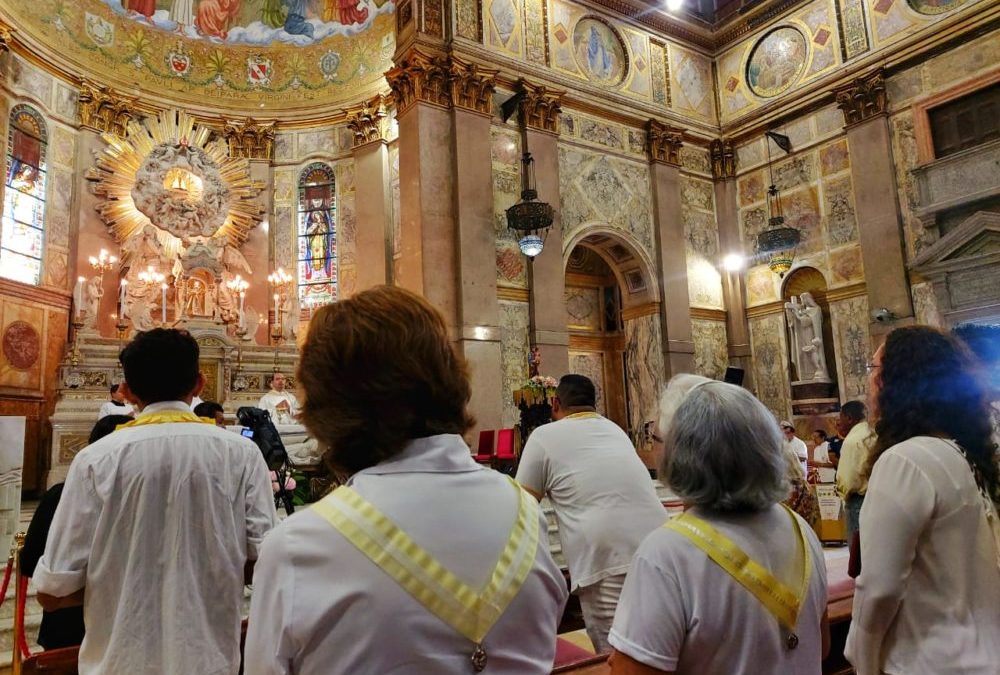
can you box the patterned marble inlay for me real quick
[829,295,871,403]
[624,314,664,447]
[748,312,790,418]
[569,351,607,415]
[692,319,729,380]
[499,300,530,428]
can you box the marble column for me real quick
[520,81,569,377]
[646,121,695,376]
[450,57,503,431]
[711,139,752,370]
[835,70,914,341]
[346,94,392,291]
[386,49,459,332]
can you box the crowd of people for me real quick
[21,284,1000,674]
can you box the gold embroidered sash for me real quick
[665,505,811,646]
[116,410,215,429]
[311,479,539,648]
[564,412,601,420]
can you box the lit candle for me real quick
[119,279,127,307]
[73,276,85,321]
[273,293,279,322]
[161,283,168,325]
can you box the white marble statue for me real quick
[784,292,831,382]
[285,438,324,466]
[83,276,103,330]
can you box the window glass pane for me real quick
[2,217,43,259]
[6,160,46,199]
[4,190,45,227]
[296,162,337,306]
[0,248,42,285]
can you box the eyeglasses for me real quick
[865,362,881,374]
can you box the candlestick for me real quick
[73,276,85,321]
[161,283,168,325]
[273,293,279,321]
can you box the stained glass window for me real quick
[1,105,47,286]
[297,163,337,307]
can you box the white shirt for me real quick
[785,436,809,478]
[846,436,1000,675]
[610,505,828,674]
[811,441,830,464]
[191,395,204,410]
[515,414,666,590]
[97,400,133,420]
[257,390,299,425]
[245,434,568,675]
[34,401,278,675]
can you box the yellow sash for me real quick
[311,479,539,647]
[564,412,601,420]
[116,410,215,429]
[665,506,810,643]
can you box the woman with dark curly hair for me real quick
[846,326,1000,675]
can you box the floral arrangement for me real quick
[525,375,558,390]
[270,470,296,494]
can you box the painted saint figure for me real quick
[127,0,156,19]
[196,0,242,39]
[324,0,370,25]
[283,0,315,37]
[586,26,613,80]
[170,0,196,27]
[304,204,334,280]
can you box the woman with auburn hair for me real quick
[846,326,1000,675]
[244,286,568,675]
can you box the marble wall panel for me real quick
[524,0,547,64]
[692,319,729,380]
[824,176,859,246]
[457,0,481,40]
[486,0,523,56]
[683,176,723,309]
[680,146,711,175]
[669,44,716,124]
[624,314,665,444]
[9,57,53,107]
[565,286,602,331]
[837,0,871,60]
[819,139,851,176]
[297,129,338,158]
[559,145,655,255]
[492,127,527,288]
[829,294,871,403]
[569,351,607,415]
[780,187,824,255]
[389,144,401,265]
[889,111,934,260]
[911,281,945,327]
[649,41,670,106]
[275,133,295,162]
[747,265,780,305]
[830,245,865,284]
[499,300,530,427]
[52,84,78,123]
[748,312,791,418]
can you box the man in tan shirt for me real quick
[835,400,874,539]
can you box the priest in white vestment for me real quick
[34,328,278,675]
[97,383,134,419]
[257,371,300,424]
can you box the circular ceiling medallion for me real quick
[2,321,41,371]
[906,0,968,14]
[746,26,808,98]
[572,17,628,86]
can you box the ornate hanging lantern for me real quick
[506,152,554,257]
[755,131,800,277]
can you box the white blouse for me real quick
[846,436,1000,674]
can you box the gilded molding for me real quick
[835,70,888,127]
[449,56,497,115]
[78,81,138,137]
[497,286,529,302]
[345,93,392,147]
[646,120,683,166]
[222,117,276,160]
[710,138,736,180]
[386,49,450,115]
[0,21,13,53]
[621,302,660,321]
[518,79,563,133]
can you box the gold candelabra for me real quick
[268,268,293,345]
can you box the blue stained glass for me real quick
[2,105,46,286]
[5,159,46,199]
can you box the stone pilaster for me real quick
[646,120,694,376]
[345,94,394,291]
[449,56,496,115]
[835,70,913,339]
[222,117,275,161]
[518,79,562,133]
[385,48,450,117]
[78,81,137,137]
[711,138,750,365]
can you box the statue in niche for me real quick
[785,292,831,382]
[82,276,104,330]
[183,278,209,317]
[120,224,166,276]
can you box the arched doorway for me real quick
[563,230,660,455]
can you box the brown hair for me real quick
[297,285,475,477]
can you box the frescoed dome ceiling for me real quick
[0,0,395,117]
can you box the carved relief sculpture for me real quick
[835,70,887,126]
[223,118,276,161]
[646,120,683,165]
[78,81,137,137]
[344,93,392,146]
[784,292,831,382]
[518,79,564,133]
[449,56,497,115]
[385,49,450,114]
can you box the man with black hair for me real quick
[194,400,227,427]
[97,383,134,420]
[835,399,873,540]
[516,374,664,653]
[34,328,278,675]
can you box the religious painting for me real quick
[572,17,627,86]
[0,301,44,390]
[102,0,388,44]
[906,0,968,14]
[297,162,337,307]
[1,106,47,287]
[746,26,808,98]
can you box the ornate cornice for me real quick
[646,120,683,165]
[518,79,563,134]
[710,138,736,180]
[386,48,450,115]
[344,93,392,147]
[835,69,888,127]
[586,0,714,49]
[222,117,276,160]
[449,56,497,115]
[0,21,13,53]
[78,81,138,137]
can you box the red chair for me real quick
[22,646,79,674]
[494,428,517,474]
[473,430,495,465]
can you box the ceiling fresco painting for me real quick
[0,0,395,114]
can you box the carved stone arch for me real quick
[562,224,659,308]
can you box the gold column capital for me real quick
[646,119,684,166]
[345,93,393,147]
[222,117,276,160]
[386,48,450,116]
[449,55,497,115]
[835,69,888,127]
[710,138,736,180]
[517,79,564,134]
[0,21,14,53]
[78,80,138,137]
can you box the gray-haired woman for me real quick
[608,375,829,675]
